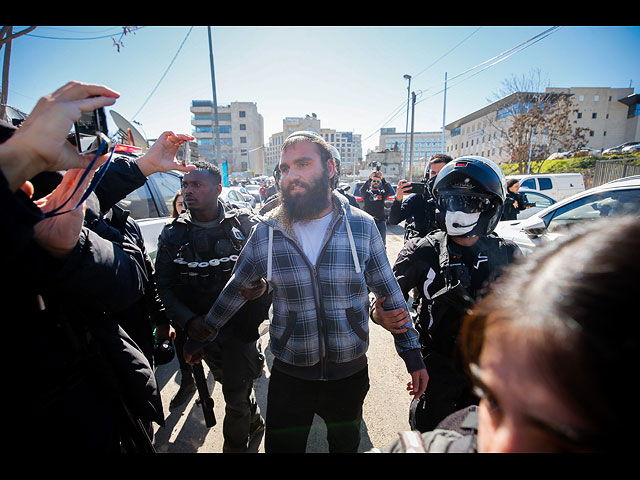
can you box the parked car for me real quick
[603,141,639,155]
[116,160,184,261]
[622,143,640,154]
[495,176,640,255]
[230,185,256,208]
[219,186,253,210]
[506,173,585,201]
[243,184,262,204]
[513,188,556,220]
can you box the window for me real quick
[239,111,246,117]
[592,113,597,119]
[521,191,554,209]
[544,189,640,233]
[117,184,158,220]
[538,178,552,191]
[151,172,183,215]
[577,112,582,119]
[240,124,246,130]
[520,178,536,189]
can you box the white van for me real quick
[506,173,585,201]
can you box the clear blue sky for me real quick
[6,26,640,154]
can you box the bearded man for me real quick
[184,131,427,453]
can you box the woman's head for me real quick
[506,178,520,193]
[461,216,639,452]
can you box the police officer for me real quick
[389,154,453,241]
[373,156,520,433]
[154,160,271,453]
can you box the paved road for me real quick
[152,223,413,453]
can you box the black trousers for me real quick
[265,366,370,453]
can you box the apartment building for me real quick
[444,87,638,164]
[377,127,445,178]
[190,100,265,175]
[264,114,362,176]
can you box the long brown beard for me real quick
[281,168,331,221]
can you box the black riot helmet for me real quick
[431,156,506,237]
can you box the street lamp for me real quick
[403,74,412,179]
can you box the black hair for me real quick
[190,160,222,185]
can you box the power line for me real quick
[415,26,562,107]
[363,26,562,141]
[131,26,194,121]
[24,26,146,41]
[362,27,481,141]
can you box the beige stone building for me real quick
[444,86,639,164]
[190,100,265,176]
[264,114,362,176]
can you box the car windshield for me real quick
[544,188,640,233]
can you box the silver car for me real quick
[495,176,640,255]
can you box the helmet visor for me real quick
[438,194,494,214]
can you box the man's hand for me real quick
[33,166,100,258]
[183,338,206,365]
[187,316,215,342]
[372,296,409,334]
[239,278,267,301]
[2,81,119,190]
[136,131,196,177]
[155,323,176,342]
[407,368,429,399]
[395,179,411,202]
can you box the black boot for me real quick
[170,370,197,409]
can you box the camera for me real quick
[71,106,110,154]
[408,182,426,195]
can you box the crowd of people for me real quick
[2,81,637,454]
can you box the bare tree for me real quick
[487,69,589,173]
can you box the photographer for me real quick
[1,81,193,452]
[389,154,452,242]
[361,169,394,245]
[501,179,531,221]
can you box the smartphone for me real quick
[408,182,426,195]
[72,107,109,154]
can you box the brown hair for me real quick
[460,216,640,450]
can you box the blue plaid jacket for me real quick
[203,192,425,380]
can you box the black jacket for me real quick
[4,166,164,451]
[155,202,272,342]
[393,230,520,360]
[361,178,393,222]
[388,192,439,241]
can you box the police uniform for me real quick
[393,229,519,432]
[154,200,271,452]
[390,156,521,433]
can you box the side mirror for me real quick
[522,217,547,238]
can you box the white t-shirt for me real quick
[292,212,333,266]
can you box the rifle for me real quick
[192,362,216,427]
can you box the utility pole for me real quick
[207,27,223,172]
[402,74,411,179]
[441,72,447,155]
[409,91,416,181]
